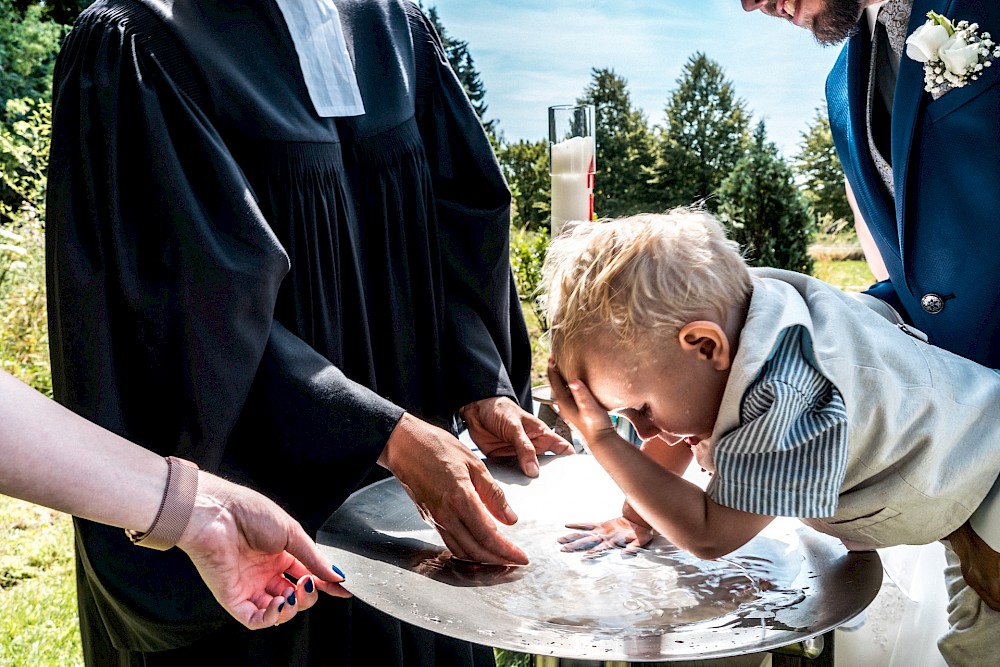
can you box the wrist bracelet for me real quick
[126,456,199,550]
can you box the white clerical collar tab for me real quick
[274,0,365,118]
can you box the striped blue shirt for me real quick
[708,326,849,518]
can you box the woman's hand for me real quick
[178,473,350,630]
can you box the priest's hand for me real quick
[461,396,574,478]
[178,472,351,630]
[947,519,1000,611]
[380,412,530,565]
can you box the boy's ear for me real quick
[677,321,732,371]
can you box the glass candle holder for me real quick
[548,104,596,237]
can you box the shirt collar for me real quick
[273,0,365,118]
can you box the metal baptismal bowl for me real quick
[318,455,881,662]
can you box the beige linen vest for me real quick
[704,268,1000,550]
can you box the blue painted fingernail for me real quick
[278,601,285,613]
[288,591,296,606]
[332,564,346,579]
[304,577,314,594]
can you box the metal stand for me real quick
[534,659,629,667]
[771,631,833,667]
[531,630,833,667]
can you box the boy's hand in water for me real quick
[558,515,654,559]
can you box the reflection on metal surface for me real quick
[769,634,824,659]
[318,455,882,662]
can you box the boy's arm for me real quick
[549,366,773,559]
[639,435,694,474]
[586,423,772,559]
[557,438,683,556]
[620,437,693,533]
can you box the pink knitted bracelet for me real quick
[126,456,199,550]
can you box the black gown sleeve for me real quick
[408,5,533,415]
[47,2,402,519]
[45,5,403,648]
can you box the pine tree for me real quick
[649,52,750,212]
[576,68,656,218]
[794,104,852,232]
[718,121,815,274]
[425,5,496,134]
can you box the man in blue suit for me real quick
[742,1,1000,663]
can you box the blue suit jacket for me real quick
[827,0,1000,367]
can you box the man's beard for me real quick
[811,0,865,45]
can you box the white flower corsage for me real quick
[905,11,1000,98]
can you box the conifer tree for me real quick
[795,104,852,231]
[425,5,496,134]
[718,121,815,274]
[649,52,750,212]
[577,68,655,217]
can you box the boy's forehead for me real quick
[570,348,636,411]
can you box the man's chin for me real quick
[813,21,861,46]
[810,0,865,46]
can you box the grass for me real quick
[813,259,876,293]
[1,215,78,666]
[0,497,81,667]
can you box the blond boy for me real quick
[543,210,1000,664]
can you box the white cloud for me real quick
[428,0,843,156]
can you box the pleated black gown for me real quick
[45,0,531,663]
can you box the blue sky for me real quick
[427,0,844,157]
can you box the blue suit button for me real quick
[921,293,945,314]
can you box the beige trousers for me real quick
[937,541,1000,666]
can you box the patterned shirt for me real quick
[866,0,914,194]
[707,326,849,518]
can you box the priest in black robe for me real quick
[45,0,570,664]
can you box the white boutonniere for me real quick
[905,11,1000,98]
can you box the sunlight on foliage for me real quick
[0,98,50,396]
[509,225,550,331]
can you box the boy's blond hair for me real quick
[542,209,752,368]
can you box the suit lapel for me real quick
[892,0,954,266]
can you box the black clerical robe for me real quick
[46,0,529,663]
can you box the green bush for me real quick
[0,96,50,395]
[0,2,65,111]
[1,97,50,223]
[0,220,47,394]
[718,121,815,275]
[494,648,533,667]
[498,139,550,232]
[509,225,550,331]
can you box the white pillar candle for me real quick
[550,135,595,238]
